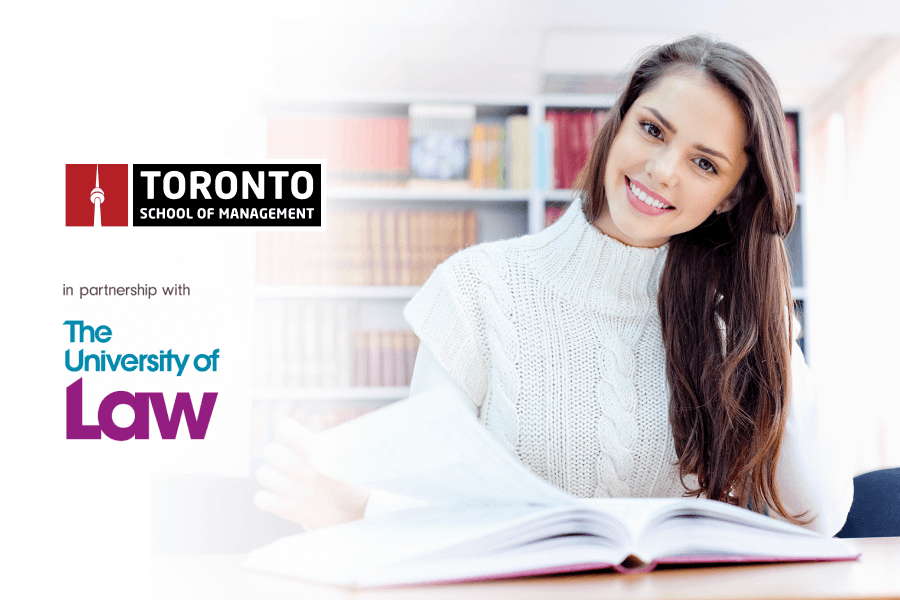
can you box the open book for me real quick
[243,385,858,588]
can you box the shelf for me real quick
[328,187,531,202]
[252,386,410,403]
[791,286,806,301]
[537,94,617,108]
[254,285,420,299]
[265,93,534,112]
[544,189,582,202]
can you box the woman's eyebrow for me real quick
[695,144,732,166]
[645,107,676,133]
[644,106,733,167]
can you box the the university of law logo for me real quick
[65,164,128,226]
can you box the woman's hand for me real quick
[253,418,370,530]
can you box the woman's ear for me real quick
[714,194,737,215]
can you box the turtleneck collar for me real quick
[520,197,669,314]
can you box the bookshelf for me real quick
[251,95,808,467]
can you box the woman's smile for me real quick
[625,176,674,215]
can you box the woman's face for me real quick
[596,70,749,248]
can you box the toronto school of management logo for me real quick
[65,163,324,228]
[65,164,129,227]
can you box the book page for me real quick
[307,384,575,507]
[243,505,624,588]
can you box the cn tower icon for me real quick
[90,164,104,227]
[65,163,127,226]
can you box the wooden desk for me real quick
[148,538,900,600]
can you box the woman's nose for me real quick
[646,147,678,187]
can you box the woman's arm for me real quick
[771,340,855,536]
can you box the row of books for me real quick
[353,329,420,387]
[267,116,410,186]
[256,209,479,285]
[255,298,356,388]
[545,109,607,190]
[254,298,421,388]
[266,111,531,189]
[468,116,529,189]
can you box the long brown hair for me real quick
[574,35,803,522]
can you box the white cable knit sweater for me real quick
[402,198,692,498]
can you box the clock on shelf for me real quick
[409,133,469,180]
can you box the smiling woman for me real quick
[256,34,854,538]
[577,36,808,523]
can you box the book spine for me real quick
[470,123,486,188]
[383,209,398,285]
[518,115,531,190]
[303,299,320,387]
[785,114,801,192]
[284,299,302,387]
[497,123,506,189]
[536,122,554,191]
[367,329,382,387]
[546,110,563,189]
[335,299,354,388]
[410,211,422,284]
[380,331,395,386]
[369,209,384,286]
[545,205,564,228]
[484,123,500,189]
[270,299,286,387]
[397,210,412,286]
[321,300,337,387]
[422,210,441,282]
[254,299,270,387]
[353,330,368,386]
[465,210,479,248]
[393,331,406,387]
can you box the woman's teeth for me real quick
[630,181,671,209]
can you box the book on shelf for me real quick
[256,209,479,286]
[545,203,566,228]
[784,113,801,192]
[545,108,607,190]
[536,121,554,191]
[255,298,358,388]
[244,385,858,589]
[506,114,530,190]
[267,115,410,187]
[352,329,419,387]
[469,119,506,189]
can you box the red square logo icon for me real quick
[66,164,129,226]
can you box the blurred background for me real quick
[4,0,899,586]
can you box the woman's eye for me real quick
[641,122,662,138]
[695,157,717,174]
